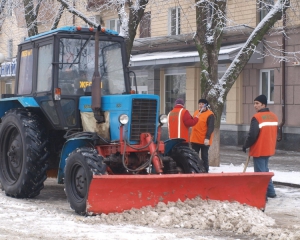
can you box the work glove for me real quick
[204,139,209,146]
[242,146,247,153]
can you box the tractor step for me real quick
[86,172,273,214]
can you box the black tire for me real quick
[170,146,206,173]
[0,109,49,198]
[64,147,106,215]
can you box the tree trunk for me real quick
[209,127,220,167]
[23,0,38,37]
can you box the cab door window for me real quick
[37,44,53,92]
[18,49,33,94]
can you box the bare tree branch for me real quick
[51,3,65,30]
[56,0,97,27]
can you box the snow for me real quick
[131,43,244,62]
[210,164,300,185]
[0,163,299,240]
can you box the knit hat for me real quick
[254,94,267,105]
[198,98,209,105]
[175,98,185,106]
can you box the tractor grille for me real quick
[130,99,157,141]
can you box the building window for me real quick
[140,12,151,38]
[260,69,274,103]
[259,0,274,21]
[106,19,120,33]
[6,0,13,16]
[8,39,13,59]
[165,74,186,114]
[5,83,12,94]
[169,7,180,35]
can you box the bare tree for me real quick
[23,0,41,36]
[194,0,291,166]
[58,0,149,61]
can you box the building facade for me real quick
[0,0,299,150]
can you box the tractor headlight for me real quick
[119,114,129,125]
[159,114,168,125]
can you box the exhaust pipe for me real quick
[92,25,104,123]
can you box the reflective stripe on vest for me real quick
[177,108,184,138]
[259,122,278,128]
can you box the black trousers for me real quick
[191,143,210,173]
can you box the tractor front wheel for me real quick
[170,145,205,173]
[64,147,106,215]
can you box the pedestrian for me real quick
[190,99,215,173]
[242,94,278,199]
[167,98,200,142]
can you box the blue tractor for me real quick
[0,26,204,215]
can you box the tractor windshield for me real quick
[58,37,126,95]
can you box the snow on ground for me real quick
[210,163,300,185]
[0,165,300,240]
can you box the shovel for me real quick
[243,155,250,172]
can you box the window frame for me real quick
[8,39,13,59]
[259,0,274,22]
[139,11,151,38]
[164,73,186,114]
[260,69,275,104]
[106,19,121,33]
[168,7,180,36]
[5,82,12,94]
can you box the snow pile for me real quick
[78,197,299,240]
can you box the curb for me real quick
[273,181,300,188]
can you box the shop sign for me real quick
[0,58,17,77]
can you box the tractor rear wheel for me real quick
[170,145,206,173]
[64,147,106,215]
[0,109,49,198]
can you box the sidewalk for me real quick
[217,145,300,187]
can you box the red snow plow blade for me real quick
[87,172,273,214]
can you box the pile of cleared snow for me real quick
[82,197,299,240]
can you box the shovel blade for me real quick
[87,172,273,214]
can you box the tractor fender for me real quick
[163,138,188,156]
[0,97,39,118]
[58,138,94,184]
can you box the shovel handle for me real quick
[243,155,250,173]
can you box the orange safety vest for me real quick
[190,109,214,145]
[249,111,278,157]
[167,107,189,141]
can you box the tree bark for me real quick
[124,0,149,62]
[209,127,220,167]
[23,0,38,36]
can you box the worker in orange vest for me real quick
[243,94,278,200]
[167,98,200,142]
[190,99,215,173]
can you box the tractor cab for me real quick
[15,26,130,130]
